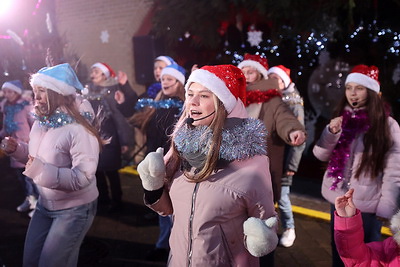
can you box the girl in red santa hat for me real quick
[137,64,278,266]
[313,64,400,267]
[85,62,136,213]
[334,188,400,267]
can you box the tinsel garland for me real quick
[147,83,162,99]
[134,98,183,111]
[327,108,370,190]
[174,117,267,162]
[34,110,93,129]
[3,100,30,135]
[246,89,282,106]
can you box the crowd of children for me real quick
[0,52,399,267]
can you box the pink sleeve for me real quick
[334,210,374,266]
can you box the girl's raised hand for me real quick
[335,188,356,218]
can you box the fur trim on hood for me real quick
[390,209,400,246]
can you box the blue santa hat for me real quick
[155,55,176,66]
[30,63,84,96]
[161,64,186,85]
[1,80,24,95]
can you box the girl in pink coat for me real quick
[137,65,278,266]
[313,64,400,266]
[334,188,400,267]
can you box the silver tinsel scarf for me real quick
[174,117,268,162]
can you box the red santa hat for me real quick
[91,62,116,78]
[345,64,380,93]
[268,65,291,88]
[237,53,269,79]
[185,65,247,113]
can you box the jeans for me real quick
[278,185,295,229]
[23,200,97,267]
[156,215,172,249]
[15,168,39,198]
[329,204,382,267]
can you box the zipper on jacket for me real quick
[187,182,199,267]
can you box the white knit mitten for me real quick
[243,216,279,257]
[137,147,165,191]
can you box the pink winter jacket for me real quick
[148,101,277,267]
[313,116,400,219]
[334,210,400,266]
[10,98,100,210]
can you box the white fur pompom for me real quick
[390,210,400,245]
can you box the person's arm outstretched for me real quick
[334,189,389,266]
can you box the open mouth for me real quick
[190,110,202,117]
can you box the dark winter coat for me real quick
[85,82,135,171]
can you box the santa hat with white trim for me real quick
[2,80,24,95]
[161,64,186,85]
[155,55,176,66]
[268,65,292,88]
[30,63,84,96]
[237,53,269,79]
[91,62,116,78]
[185,65,246,113]
[345,64,380,93]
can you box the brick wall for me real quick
[55,0,151,94]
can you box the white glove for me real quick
[243,216,279,257]
[137,147,166,191]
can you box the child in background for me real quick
[86,62,135,212]
[334,188,400,267]
[313,64,400,266]
[268,65,306,247]
[0,80,37,217]
[132,63,186,261]
[145,56,176,98]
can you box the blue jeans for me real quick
[278,185,295,229]
[23,200,97,267]
[156,215,172,249]
[15,168,39,198]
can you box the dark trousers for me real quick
[96,170,122,205]
[259,250,274,266]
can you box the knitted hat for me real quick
[155,55,175,66]
[30,63,84,96]
[161,64,186,85]
[91,62,116,78]
[345,64,380,93]
[185,65,247,113]
[1,80,24,95]
[268,65,291,88]
[237,53,269,78]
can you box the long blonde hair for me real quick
[165,96,227,183]
[35,89,104,149]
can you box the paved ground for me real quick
[0,154,333,267]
